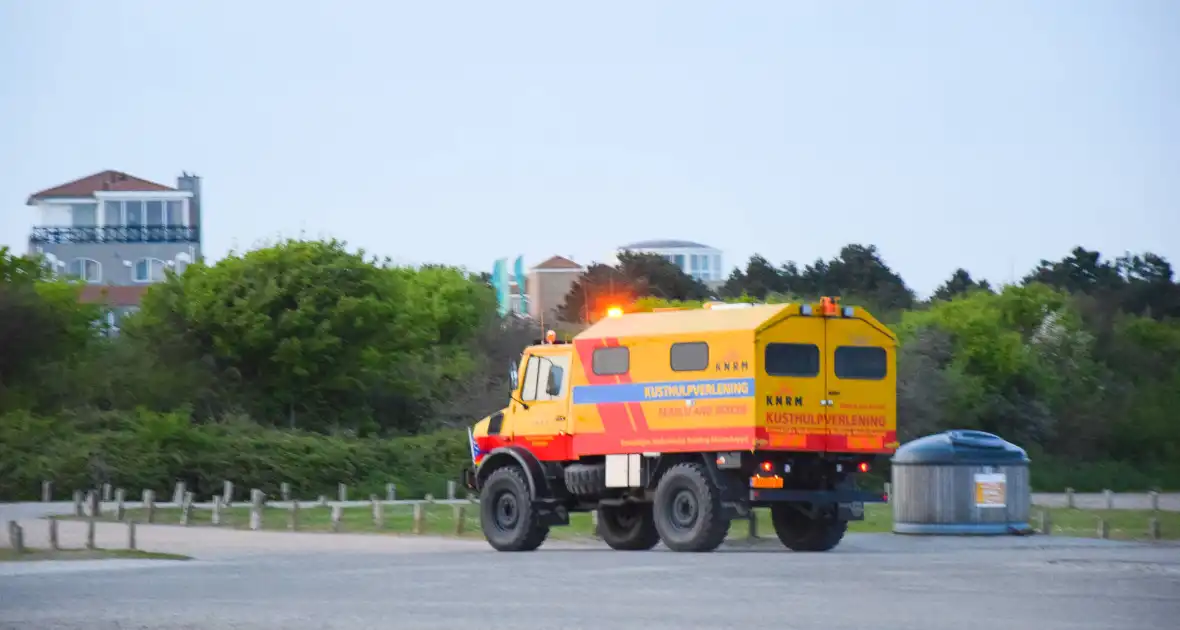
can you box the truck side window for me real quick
[834,346,887,380]
[592,346,629,376]
[521,356,545,401]
[670,342,708,372]
[764,343,819,377]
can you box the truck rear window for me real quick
[670,342,708,372]
[592,346,629,375]
[834,346,887,380]
[764,343,819,377]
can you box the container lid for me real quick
[890,430,1029,466]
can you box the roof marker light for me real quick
[606,306,624,317]
[843,306,854,318]
[801,304,813,316]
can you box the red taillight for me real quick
[760,461,773,473]
[858,462,871,473]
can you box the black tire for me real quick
[770,503,847,552]
[479,466,550,552]
[597,503,660,551]
[564,463,606,496]
[651,462,730,552]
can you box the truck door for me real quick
[823,313,896,453]
[758,314,829,452]
[510,351,573,461]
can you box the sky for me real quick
[1,0,1177,297]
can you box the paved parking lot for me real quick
[2,522,1179,630]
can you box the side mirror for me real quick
[546,366,564,396]
[509,360,519,390]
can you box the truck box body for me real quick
[474,301,897,462]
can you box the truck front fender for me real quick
[475,446,553,500]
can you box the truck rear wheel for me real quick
[652,462,730,552]
[770,503,846,552]
[480,466,549,552]
[597,503,660,551]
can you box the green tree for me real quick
[931,268,992,301]
[128,239,495,435]
[557,252,710,323]
[0,247,102,410]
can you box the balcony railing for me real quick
[30,225,200,244]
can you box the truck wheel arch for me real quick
[476,446,552,499]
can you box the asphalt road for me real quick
[2,531,1179,630]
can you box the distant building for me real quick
[25,169,203,327]
[615,239,725,287]
[523,255,585,325]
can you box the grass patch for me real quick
[72,502,1177,542]
[0,548,190,562]
[1033,507,1180,541]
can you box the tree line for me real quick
[1,240,1178,496]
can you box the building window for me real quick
[674,254,685,270]
[68,258,101,283]
[103,200,185,227]
[71,204,97,227]
[134,258,166,283]
[834,346,887,380]
[592,346,629,376]
[764,343,820,377]
[690,254,700,272]
[670,342,709,372]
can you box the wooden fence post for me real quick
[1149,517,1161,541]
[591,510,601,539]
[447,480,457,501]
[102,483,113,503]
[289,501,300,531]
[338,483,347,503]
[1039,510,1051,535]
[1066,487,1075,509]
[280,482,291,502]
[453,505,466,535]
[86,517,96,550]
[212,496,222,525]
[1097,518,1109,540]
[127,521,137,550]
[173,481,186,505]
[1149,490,1160,512]
[747,510,758,539]
[86,489,100,518]
[386,483,396,502]
[180,491,193,526]
[425,493,435,504]
[413,502,424,534]
[331,505,342,532]
[7,522,24,554]
[249,489,262,531]
[115,488,126,521]
[42,480,52,503]
[144,490,156,524]
[371,495,384,528]
[48,516,59,550]
[72,490,83,517]
[1103,489,1113,510]
[318,495,328,507]
[223,480,234,507]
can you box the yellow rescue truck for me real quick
[463,298,897,552]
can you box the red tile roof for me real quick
[532,255,584,271]
[78,285,149,307]
[27,170,175,205]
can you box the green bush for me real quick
[0,409,472,501]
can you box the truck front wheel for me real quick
[652,462,730,552]
[480,466,549,552]
[597,503,660,551]
[770,503,847,552]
